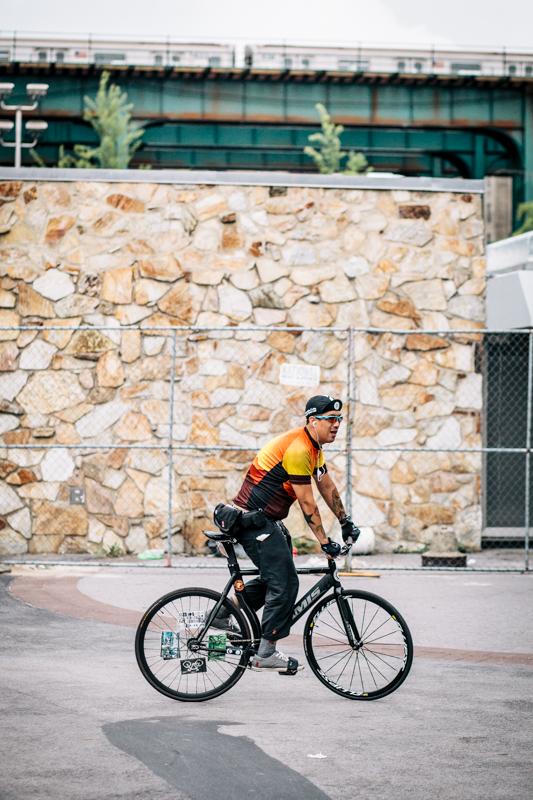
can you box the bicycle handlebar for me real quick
[339,540,353,557]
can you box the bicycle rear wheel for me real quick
[304,589,413,700]
[136,588,252,702]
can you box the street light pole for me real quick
[14,108,22,168]
[0,83,49,167]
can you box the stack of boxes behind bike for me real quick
[0,172,528,570]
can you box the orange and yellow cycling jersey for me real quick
[233,427,326,520]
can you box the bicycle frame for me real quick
[195,540,361,651]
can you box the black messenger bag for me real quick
[213,504,267,536]
[241,509,267,529]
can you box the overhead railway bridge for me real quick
[0,36,532,212]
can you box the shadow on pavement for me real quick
[103,717,331,800]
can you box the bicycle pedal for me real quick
[280,668,298,676]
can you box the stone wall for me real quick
[0,176,485,556]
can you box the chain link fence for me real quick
[0,323,531,571]
[346,328,530,571]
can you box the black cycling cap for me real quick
[305,395,343,419]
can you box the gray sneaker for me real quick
[250,651,304,673]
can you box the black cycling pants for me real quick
[238,518,299,641]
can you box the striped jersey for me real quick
[233,427,326,520]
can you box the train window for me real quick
[338,60,355,70]
[0,50,9,62]
[397,61,405,71]
[302,59,310,69]
[37,51,48,62]
[526,66,533,76]
[154,55,163,66]
[172,55,181,64]
[451,61,481,74]
[414,61,423,73]
[284,58,292,69]
[508,64,517,75]
[94,52,126,64]
[208,56,221,67]
[55,52,65,63]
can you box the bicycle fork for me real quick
[336,592,362,649]
[330,562,362,649]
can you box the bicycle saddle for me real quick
[202,529,235,543]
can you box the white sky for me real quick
[0,0,531,50]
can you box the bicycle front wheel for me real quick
[304,590,413,700]
[136,588,252,702]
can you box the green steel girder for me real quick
[0,64,530,203]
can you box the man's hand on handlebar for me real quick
[320,538,342,559]
[340,515,361,544]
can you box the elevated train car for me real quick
[244,43,533,77]
[0,35,235,69]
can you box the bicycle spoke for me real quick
[363,648,404,661]
[312,631,351,646]
[318,648,352,673]
[348,648,359,690]
[324,607,348,636]
[337,650,355,682]
[361,617,397,644]
[364,629,403,644]
[360,599,367,640]
[315,647,353,662]
[358,604,381,640]
[315,617,350,640]
[362,648,403,671]
[313,647,353,658]
[360,650,388,685]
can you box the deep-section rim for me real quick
[304,589,413,700]
[136,587,252,702]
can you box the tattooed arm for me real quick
[292,483,328,545]
[312,471,347,523]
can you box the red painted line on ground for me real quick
[9,575,533,666]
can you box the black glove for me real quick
[341,515,361,543]
[321,538,342,558]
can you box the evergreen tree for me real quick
[75,71,144,168]
[513,201,533,236]
[304,104,346,174]
[304,103,371,175]
[32,71,146,169]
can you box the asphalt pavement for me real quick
[1,567,532,800]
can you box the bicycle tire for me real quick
[304,589,413,700]
[136,587,252,702]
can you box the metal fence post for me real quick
[344,325,355,572]
[525,330,533,571]
[165,329,178,568]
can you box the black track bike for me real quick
[135,530,413,702]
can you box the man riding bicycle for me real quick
[212,394,360,674]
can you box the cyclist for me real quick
[212,394,360,673]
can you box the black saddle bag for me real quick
[213,503,242,535]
